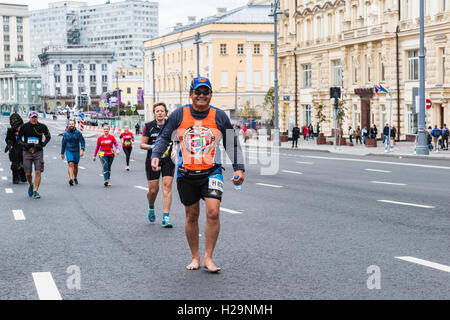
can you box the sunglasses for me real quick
[194,88,211,96]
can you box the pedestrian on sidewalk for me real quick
[362,127,368,144]
[383,123,389,145]
[390,125,397,147]
[427,127,433,151]
[303,125,309,141]
[430,125,441,152]
[61,119,85,186]
[135,122,140,135]
[348,126,353,143]
[309,124,315,140]
[370,124,378,140]
[441,124,449,150]
[355,126,362,144]
[292,125,300,148]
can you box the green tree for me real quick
[262,87,275,121]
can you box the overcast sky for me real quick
[3,0,250,35]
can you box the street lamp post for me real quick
[150,51,156,105]
[416,0,429,155]
[269,0,282,147]
[194,32,202,77]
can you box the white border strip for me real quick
[256,183,283,188]
[220,207,243,214]
[377,200,434,208]
[282,170,303,175]
[396,256,450,273]
[135,186,149,191]
[365,169,392,173]
[371,181,407,186]
[13,209,25,220]
[32,272,63,300]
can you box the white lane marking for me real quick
[79,166,86,170]
[13,209,25,220]
[220,207,243,214]
[296,161,313,165]
[282,170,303,175]
[52,157,57,160]
[5,188,13,194]
[98,174,103,177]
[256,183,283,188]
[32,272,63,300]
[0,168,3,172]
[396,256,450,273]
[302,155,450,170]
[377,200,434,209]
[371,181,407,186]
[365,169,392,173]
[1,176,7,180]
[135,186,149,191]
[130,159,136,162]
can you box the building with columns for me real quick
[143,1,274,122]
[37,46,116,112]
[0,61,42,114]
[278,0,450,140]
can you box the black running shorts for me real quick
[145,157,175,181]
[176,171,224,206]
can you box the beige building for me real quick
[278,0,450,140]
[143,1,275,122]
[0,3,30,68]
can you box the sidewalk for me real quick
[242,136,450,161]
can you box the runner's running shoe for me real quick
[69,179,74,186]
[148,208,155,223]
[32,191,41,199]
[28,184,33,197]
[161,215,173,228]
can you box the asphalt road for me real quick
[0,116,449,300]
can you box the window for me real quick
[17,26,23,33]
[3,16,9,23]
[4,35,9,42]
[302,105,312,126]
[78,75,84,83]
[4,44,10,52]
[90,75,96,83]
[17,35,23,42]
[3,25,9,32]
[127,87,131,94]
[220,44,227,55]
[102,75,108,82]
[67,87,73,95]
[441,48,446,84]
[89,64,96,71]
[303,64,312,88]
[254,71,261,88]
[16,17,23,23]
[333,60,343,86]
[408,50,419,81]
[237,71,245,87]
[381,55,385,82]
[220,71,228,88]
[67,76,73,83]
[237,44,244,55]
[66,64,72,71]
[54,64,60,72]
[270,44,275,55]
[90,87,96,95]
[102,64,107,71]
[253,44,260,55]
[381,105,387,129]
[17,45,23,52]
[441,0,447,13]
[102,87,108,93]
[54,75,60,83]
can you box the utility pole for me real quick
[269,0,282,147]
[235,75,238,119]
[116,71,119,118]
[194,32,202,77]
[416,0,429,155]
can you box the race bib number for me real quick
[98,151,105,157]
[124,141,131,146]
[27,137,39,144]
[208,174,224,193]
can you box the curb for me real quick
[366,153,450,162]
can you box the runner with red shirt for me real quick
[120,125,134,171]
[93,124,120,186]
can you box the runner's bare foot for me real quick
[202,258,221,273]
[186,257,200,270]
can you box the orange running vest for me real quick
[177,106,222,171]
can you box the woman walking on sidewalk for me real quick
[93,124,120,186]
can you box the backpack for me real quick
[442,128,449,137]
[433,130,441,137]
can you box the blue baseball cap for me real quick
[190,77,212,91]
[29,111,38,118]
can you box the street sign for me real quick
[426,99,432,109]
[80,113,85,119]
[131,105,136,112]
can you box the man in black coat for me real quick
[292,125,300,148]
[4,113,27,184]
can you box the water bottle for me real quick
[233,175,242,190]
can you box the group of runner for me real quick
[4,76,245,273]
